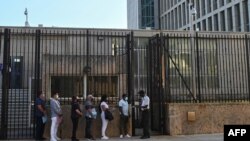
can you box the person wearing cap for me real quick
[84,94,96,140]
[138,90,150,139]
[118,93,131,138]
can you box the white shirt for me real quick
[118,99,129,116]
[141,95,150,110]
[100,101,109,112]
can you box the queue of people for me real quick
[35,90,150,141]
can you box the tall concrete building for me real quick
[127,0,159,29]
[160,0,250,32]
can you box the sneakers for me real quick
[120,135,123,138]
[120,134,131,138]
[101,136,109,140]
[126,134,131,138]
[56,136,61,140]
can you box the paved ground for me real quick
[7,133,223,141]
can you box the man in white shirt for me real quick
[118,94,131,138]
[139,90,150,139]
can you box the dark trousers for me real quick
[119,115,129,135]
[142,110,150,137]
[71,117,79,139]
[35,116,45,139]
[85,117,93,138]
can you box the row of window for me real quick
[160,1,249,32]
[161,0,233,14]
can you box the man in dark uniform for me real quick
[139,90,150,139]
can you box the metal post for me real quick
[0,28,10,139]
[34,29,41,137]
[127,32,135,136]
[245,34,250,101]
[159,32,166,134]
[35,30,41,97]
[189,2,197,100]
[83,30,90,99]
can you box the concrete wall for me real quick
[43,105,132,139]
[166,102,250,135]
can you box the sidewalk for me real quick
[8,133,223,141]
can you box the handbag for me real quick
[42,115,48,123]
[91,108,97,119]
[105,110,114,121]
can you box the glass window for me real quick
[213,0,218,10]
[235,4,241,31]
[88,76,118,97]
[168,38,219,89]
[243,0,249,31]
[214,14,219,31]
[51,76,82,97]
[183,3,186,25]
[201,0,206,16]
[196,0,200,18]
[227,0,232,4]
[219,0,224,7]
[51,76,118,98]
[227,7,233,31]
[207,0,212,13]
[208,17,212,31]
[178,6,182,28]
[220,11,226,31]
[202,19,207,31]
[10,56,23,89]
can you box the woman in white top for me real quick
[99,95,109,140]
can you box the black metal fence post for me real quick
[33,29,41,137]
[160,32,166,134]
[127,32,136,136]
[35,30,41,97]
[86,30,90,95]
[165,34,171,102]
[0,28,11,139]
[196,32,201,102]
[245,34,250,101]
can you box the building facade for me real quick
[127,0,159,29]
[160,0,250,31]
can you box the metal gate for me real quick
[0,28,132,139]
[148,34,166,134]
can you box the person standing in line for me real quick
[35,91,47,140]
[71,96,83,141]
[50,92,63,141]
[84,94,96,140]
[139,90,150,139]
[118,94,131,139]
[99,95,109,140]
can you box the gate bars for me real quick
[1,28,250,139]
[164,32,250,103]
[0,28,132,139]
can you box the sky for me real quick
[0,0,127,29]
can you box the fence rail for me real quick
[163,33,250,103]
[1,27,250,139]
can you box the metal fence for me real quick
[162,32,250,103]
[0,28,132,139]
[1,28,250,139]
